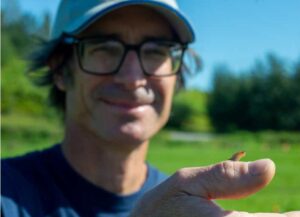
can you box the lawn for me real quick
[2,128,300,213]
[148,131,300,213]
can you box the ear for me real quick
[47,56,67,91]
[54,73,66,91]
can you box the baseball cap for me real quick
[51,0,195,43]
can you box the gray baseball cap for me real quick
[51,0,195,43]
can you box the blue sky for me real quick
[17,0,300,91]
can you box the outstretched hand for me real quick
[130,157,299,217]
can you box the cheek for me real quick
[67,73,107,119]
[65,82,89,121]
[153,76,176,119]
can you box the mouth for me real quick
[99,98,152,114]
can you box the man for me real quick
[1,0,299,216]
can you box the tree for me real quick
[208,54,300,132]
[208,65,240,132]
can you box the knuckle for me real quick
[174,167,190,178]
[213,160,236,180]
[171,167,191,188]
[173,167,189,181]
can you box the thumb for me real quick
[170,159,276,200]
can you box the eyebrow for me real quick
[79,33,174,42]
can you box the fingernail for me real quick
[249,159,272,176]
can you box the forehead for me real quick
[80,6,174,42]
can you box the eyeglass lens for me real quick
[78,39,184,76]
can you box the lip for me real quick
[99,98,151,114]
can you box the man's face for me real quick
[63,6,177,146]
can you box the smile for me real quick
[99,98,152,115]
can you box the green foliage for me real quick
[208,54,300,132]
[1,114,63,158]
[1,57,61,154]
[1,58,53,116]
[1,7,59,151]
[1,1,51,61]
[1,0,61,121]
[1,32,17,66]
[1,14,38,61]
[166,90,212,132]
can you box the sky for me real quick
[16,0,300,91]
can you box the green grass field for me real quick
[1,129,300,213]
[148,131,300,213]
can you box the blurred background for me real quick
[1,0,300,212]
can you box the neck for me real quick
[61,124,149,195]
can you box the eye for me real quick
[85,40,123,56]
[142,43,170,59]
[146,47,168,56]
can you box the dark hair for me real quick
[27,38,74,113]
[27,38,201,115]
[178,48,202,89]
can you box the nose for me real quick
[114,50,147,89]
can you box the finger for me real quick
[285,211,300,217]
[225,211,300,217]
[165,201,299,217]
[171,159,276,200]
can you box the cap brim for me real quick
[65,0,195,43]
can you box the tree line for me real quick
[1,0,51,66]
[208,55,300,132]
[1,0,53,117]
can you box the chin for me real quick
[108,123,156,147]
[105,133,148,150]
[120,126,149,143]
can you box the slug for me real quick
[229,151,246,161]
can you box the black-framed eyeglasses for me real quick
[63,35,187,76]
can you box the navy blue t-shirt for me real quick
[1,144,167,217]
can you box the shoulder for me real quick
[1,144,62,193]
[1,145,60,217]
[2,145,60,179]
[1,158,43,217]
[2,148,50,189]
